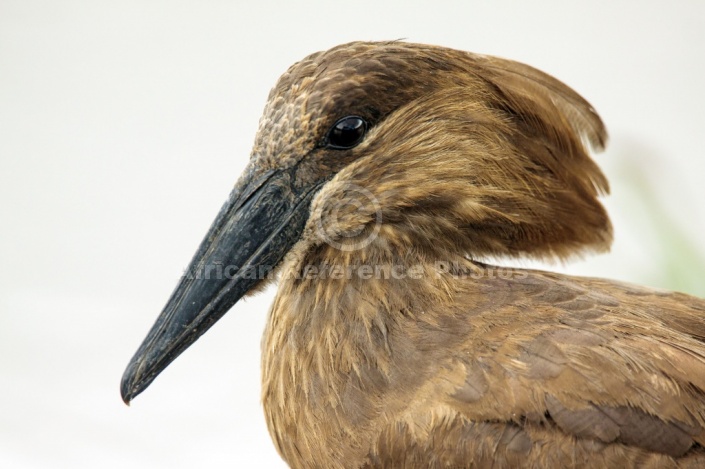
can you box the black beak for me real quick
[121,163,323,404]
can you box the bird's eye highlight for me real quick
[326,116,368,149]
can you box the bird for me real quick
[121,41,705,468]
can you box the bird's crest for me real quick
[255,41,611,263]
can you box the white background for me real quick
[2,1,704,467]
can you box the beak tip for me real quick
[120,361,142,406]
[120,377,134,406]
[120,386,133,406]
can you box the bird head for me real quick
[121,41,611,403]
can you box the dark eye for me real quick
[326,116,368,149]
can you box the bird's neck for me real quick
[260,236,477,465]
[264,238,472,365]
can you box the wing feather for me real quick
[366,268,705,466]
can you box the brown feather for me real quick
[245,42,705,467]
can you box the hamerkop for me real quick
[121,41,705,467]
